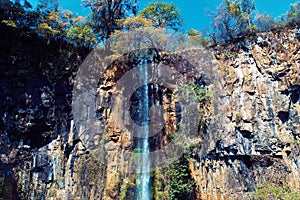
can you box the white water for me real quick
[136,60,150,200]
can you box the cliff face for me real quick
[0,25,90,199]
[0,25,299,200]
[193,27,300,199]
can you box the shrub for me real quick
[167,155,195,200]
[255,183,300,200]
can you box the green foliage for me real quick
[188,142,201,157]
[35,22,60,36]
[132,148,144,154]
[209,0,256,42]
[209,0,300,42]
[167,131,176,142]
[0,0,94,47]
[0,0,27,29]
[280,2,300,26]
[78,150,105,186]
[167,155,195,200]
[120,175,136,200]
[255,184,300,200]
[66,23,97,47]
[151,169,167,200]
[235,113,242,123]
[178,83,210,102]
[109,27,173,58]
[290,139,300,149]
[83,0,136,42]
[120,180,134,200]
[140,2,183,31]
[187,29,211,47]
[176,82,210,136]
[3,69,16,79]
[187,29,197,37]
[119,16,153,30]
[35,10,86,40]
[1,19,17,27]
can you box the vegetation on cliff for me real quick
[255,184,300,200]
[1,0,300,48]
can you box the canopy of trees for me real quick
[140,1,183,31]
[281,2,300,26]
[0,0,97,48]
[255,14,275,31]
[209,0,255,43]
[208,0,300,44]
[83,0,138,43]
[1,0,299,48]
[187,29,210,47]
[167,155,195,200]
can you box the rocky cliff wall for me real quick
[193,27,300,199]
[0,25,90,199]
[0,25,299,200]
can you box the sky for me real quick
[28,0,299,32]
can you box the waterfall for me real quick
[33,149,37,168]
[136,60,151,200]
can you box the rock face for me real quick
[0,24,299,200]
[193,27,300,199]
[0,25,90,199]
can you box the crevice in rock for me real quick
[250,155,274,167]
[239,129,254,139]
[64,139,81,158]
[280,86,299,104]
[278,111,289,123]
[251,55,263,75]
[245,90,255,95]
[291,86,300,104]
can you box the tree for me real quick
[167,155,195,200]
[35,10,66,39]
[83,0,137,43]
[140,2,183,31]
[0,0,96,47]
[187,29,210,47]
[37,0,59,12]
[118,15,152,30]
[209,0,256,43]
[238,0,255,30]
[281,2,300,26]
[34,8,91,44]
[0,0,35,30]
[255,14,275,31]
[66,22,97,48]
[119,15,152,31]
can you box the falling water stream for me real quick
[136,60,151,200]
